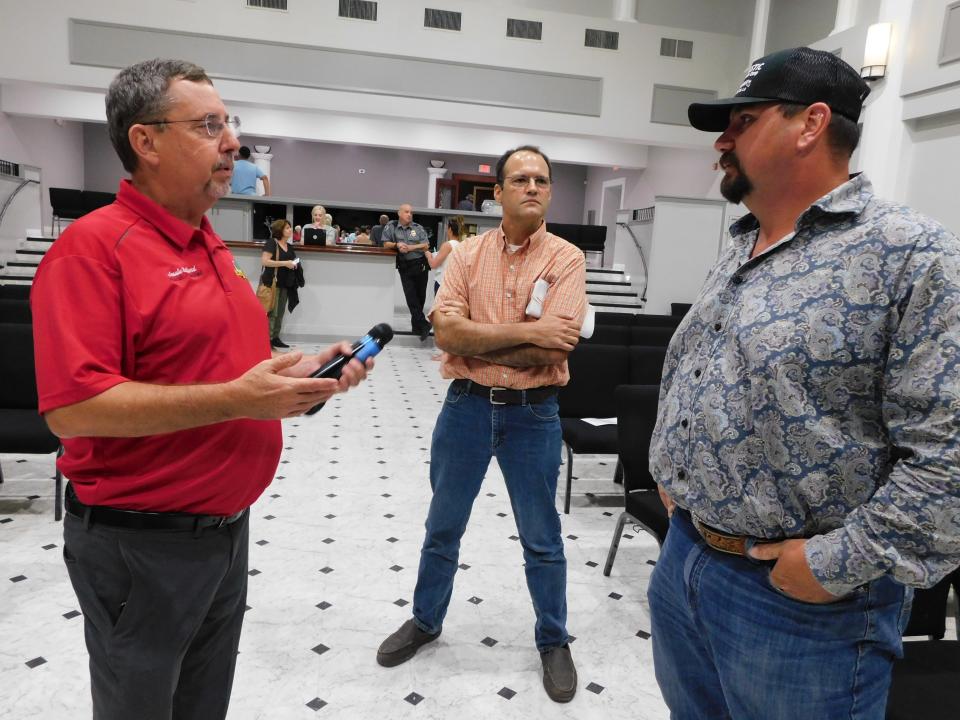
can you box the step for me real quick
[25,236,54,243]
[8,260,41,267]
[588,290,638,297]
[20,240,51,252]
[586,279,631,287]
[16,247,46,256]
[2,265,37,277]
[0,276,34,285]
[591,300,645,310]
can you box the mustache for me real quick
[715,152,741,172]
[213,157,233,172]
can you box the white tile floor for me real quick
[0,343,668,720]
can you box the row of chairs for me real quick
[49,188,115,234]
[0,285,63,520]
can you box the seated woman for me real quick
[324,214,337,245]
[260,218,301,349]
[355,225,372,245]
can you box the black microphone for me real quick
[305,323,393,415]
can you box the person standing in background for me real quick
[649,46,960,719]
[230,145,270,196]
[370,213,390,246]
[426,218,463,296]
[30,58,369,720]
[382,203,431,341]
[260,218,301,349]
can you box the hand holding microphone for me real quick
[305,323,394,415]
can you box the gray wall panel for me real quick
[69,19,603,116]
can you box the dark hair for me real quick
[238,146,251,159]
[105,59,212,173]
[779,103,860,159]
[448,220,462,238]
[271,218,291,239]
[495,145,553,186]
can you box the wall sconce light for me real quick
[861,22,892,81]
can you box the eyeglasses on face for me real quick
[140,114,241,138]
[503,174,552,190]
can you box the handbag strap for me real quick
[270,241,280,288]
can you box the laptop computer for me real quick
[303,227,326,246]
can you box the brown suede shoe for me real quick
[541,644,577,703]
[377,619,441,667]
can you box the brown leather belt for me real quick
[691,513,780,557]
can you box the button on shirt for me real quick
[650,174,960,596]
[430,223,587,389]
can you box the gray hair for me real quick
[105,58,212,173]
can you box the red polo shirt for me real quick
[31,180,280,514]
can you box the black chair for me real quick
[558,344,630,514]
[629,345,667,384]
[886,569,960,719]
[671,303,693,317]
[0,299,31,323]
[595,311,634,327]
[0,323,63,519]
[604,384,669,576]
[0,284,31,300]
[581,324,631,345]
[81,190,116,215]
[630,325,676,347]
[49,187,85,235]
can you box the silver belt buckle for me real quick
[489,387,507,405]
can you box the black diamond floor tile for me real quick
[312,643,330,655]
[25,657,46,669]
[404,692,424,705]
[609,592,622,600]
[319,567,334,574]
[468,596,483,605]
[636,629,651,639]
[10,575,26,583]
[481,636,497,647]
[586,682,605,694]
[497,687,516,700]
[63,610,81,620]
[316,601,332,610]
[394,598,409,607]
[306,697,327,711]
[585,561,598,568]
[248,569,261,576]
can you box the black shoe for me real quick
[418,328,430,342]
[271,338,289,349]
[541,644,577,703]
[377,619,440,667]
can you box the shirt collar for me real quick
[729,173,873,240]
[497,221,547,251]
[115,179,216,249]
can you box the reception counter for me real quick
[228,241,400,338]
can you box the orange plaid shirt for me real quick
[429,222,587,389]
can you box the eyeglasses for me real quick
[140,114,241,138]
[503,174,552,190]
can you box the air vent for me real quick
[585,29,619,50]
[246,0,287,10]
[507,18,542,41]
[0,159,21,178]
[660,37,693,59]
[425,8,461,31]
[632,207,655,223]
[339,0,377,21]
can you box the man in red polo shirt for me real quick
[30,59,370,720]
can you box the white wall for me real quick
[905,112,960,235]
[0,112,84,232]
[583,145,718,221]
[0,0,753,160]
[765,0,839,53]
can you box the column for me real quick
[612,0,637,22]
[750,0,771,61]
[427,167,448,209]
[251,151,273,196]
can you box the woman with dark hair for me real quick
[260,218,300,348]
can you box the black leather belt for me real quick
[452,379,558,406]
[65,483,245,534]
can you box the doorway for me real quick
[599,179,625,269]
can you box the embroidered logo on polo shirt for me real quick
[167,265,202,281]
[234,265,247,280]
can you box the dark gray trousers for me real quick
[62,510,249,720]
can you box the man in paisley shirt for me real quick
[648,46,960,719]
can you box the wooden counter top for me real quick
[225,241,396,257]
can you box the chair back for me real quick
[81,190,116,214]
[0,323,40,408]
[48,187,85,220]
[0,284,31,300]
[559,344,629,419]
[615,384,660,493]
[629,345,667,384]
[581,324,630,345]
[0,299,32,324]
[630,325,676,347]
[634,313,683,329]
[594,311,634,327]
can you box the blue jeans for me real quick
[648,509,911,720]
[412,383,568,651]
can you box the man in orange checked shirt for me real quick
[377,146,587,703]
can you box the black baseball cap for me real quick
[688,46,870,132]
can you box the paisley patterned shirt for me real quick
[650,174,960,596]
